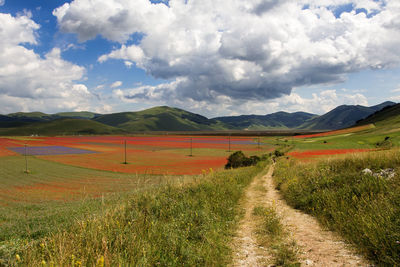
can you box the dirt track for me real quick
[231,164,369,266]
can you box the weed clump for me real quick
[376,136,392,149]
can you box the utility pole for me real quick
[123,140,127,164]
[24,144,28,173]
[190,138,193,157]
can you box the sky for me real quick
[1,0,400,117]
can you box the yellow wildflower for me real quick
[96,256,104,267]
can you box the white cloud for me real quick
[53,0,400,107]
[110,81,123,88]
[0,12,95,113]
[391,87,400,93]
[390,85,400,102]
[0,0,4,7]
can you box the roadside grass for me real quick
[273,149,400,265]
[6,160,267,266]
[253,205,299,266]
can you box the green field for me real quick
[0,156,196,263]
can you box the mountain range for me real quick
[0,101,396,135]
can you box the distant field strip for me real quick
[7,146,98,155]
[82,136,259,145]
[288,149,372,158]
[294,124,375,139]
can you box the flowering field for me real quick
[0,135,268,175]
[8,145,98,156]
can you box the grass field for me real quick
[2,158,268,265]
[2,121,400,265]
[0,155,198,262]
[0,134,274,265]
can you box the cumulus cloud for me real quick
[110,81,123,88]
[0,12,94,113]
[391,87,400,93]
[54,0,400,107]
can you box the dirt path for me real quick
[231,167,272,266]
[231,164,369,266]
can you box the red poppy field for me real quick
[0,135,269,175]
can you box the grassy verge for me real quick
[273,150,400,265]
[8,162,266,266]
[253,205,299,266]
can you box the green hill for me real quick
[214,111,317,130]
[7,112,53,121]
[356,103,400,126]
[94,106,228,131]
[299,101,395,130]
[0,119,123,136]
[54,111,100,119]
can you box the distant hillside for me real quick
[356,103,400,126]
[7,112,53,121]
[0,102,397,135]
[299,101,395,130]
[214,111,317,130]
[94,106,228,132]
[54,111,100,120]
[7,111,100,121]
[0,119,123,136]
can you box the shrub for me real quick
[225,151,261,169]
[273,150,284,157]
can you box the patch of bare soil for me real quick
[231,164,370,266]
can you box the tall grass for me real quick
[0,155,196,265]
[273,150,400,265]
[8,162,266,266]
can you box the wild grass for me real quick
[0,156,190,241]
[6,161,266,266]
[273,149,400,265]
[253,205,299,266]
